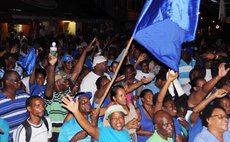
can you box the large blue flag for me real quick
[17,48,36,75]
[132,0,200,71]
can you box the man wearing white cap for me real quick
[80,55,110,103]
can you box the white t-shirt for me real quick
[13,117,52,142]
[80,71,110,103]
[135,70,155,81]
[205,69,212,81]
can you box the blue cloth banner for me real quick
[17,48,36,75]
[132,0,200,71]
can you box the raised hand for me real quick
[48,54,58,66]
[137,53,147,62]
[85,38,97,52]
[213,88,228,98]
[218,63,230,77]
[61,95,79,113]
[141,76,154,84]
[125,118,140,130]
[167,70,178,81]
[115,75,125,82]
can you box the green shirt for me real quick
[147,131,173,142]
[45,89,70,133]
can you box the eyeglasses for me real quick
[210,114,229,119]
[7,78,21,84]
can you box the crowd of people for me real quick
[0,28,230,142]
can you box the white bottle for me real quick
[50,42,57,57]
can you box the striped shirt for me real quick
[0,89,29,141]
[178,58,196,86]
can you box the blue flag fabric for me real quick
[17,48,36,75]
[132,0,200,71]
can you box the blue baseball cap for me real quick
[61,54,74,62]
[75,92,92,100]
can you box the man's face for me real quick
[98,61,108,73]
[124,68,135,80]
[163,100,177,117]
[156,116,174,138]
[79,96,92,114]
[28,98,45,118]
[35,73,45,86]
[7,72,21,90]
[56,79,70,91]
[108,112,125,131]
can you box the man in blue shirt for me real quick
[58,92,93,142]
[0,71,29,141]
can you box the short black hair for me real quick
[35,68,46,78]
[140,89,153,98]
[201,105,225,127]
[155,68,167,81]
[26,96,43,107]
[2,70,19,83]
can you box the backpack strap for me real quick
[42,117,49,132]
[22,120,31,142]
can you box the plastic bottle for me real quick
[50,42,57,57]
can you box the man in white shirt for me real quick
[13,96,52,142]
[80,55,110,103]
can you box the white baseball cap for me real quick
[92,55,107,68]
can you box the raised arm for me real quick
[190,88,227,126]
[188,63,229,107]
[154,70,178,113]
[133,53,146,69]
[44,55,57,99]
[70,38,96,82]
[125,76,153,93]
[61,95,99,140]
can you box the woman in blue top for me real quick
[195,105,230,142]
[136,89,155,142]
[61,96,131,142]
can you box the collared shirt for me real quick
[147,131,173,142]
[0,89,29,141]
[194,127,230,142]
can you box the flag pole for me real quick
[96,37,134,112]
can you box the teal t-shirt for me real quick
[99,127,131,142]
[0,118,9,142]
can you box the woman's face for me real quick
[142,91,153,105]
[113,88,127,105]
[207,108,229,133]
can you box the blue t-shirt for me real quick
[29,82,46,98]
[0,118,9,142]
[58,118,91,142]
[142,80,160,94]
[188,117,202,142]
[99,127,131,142]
